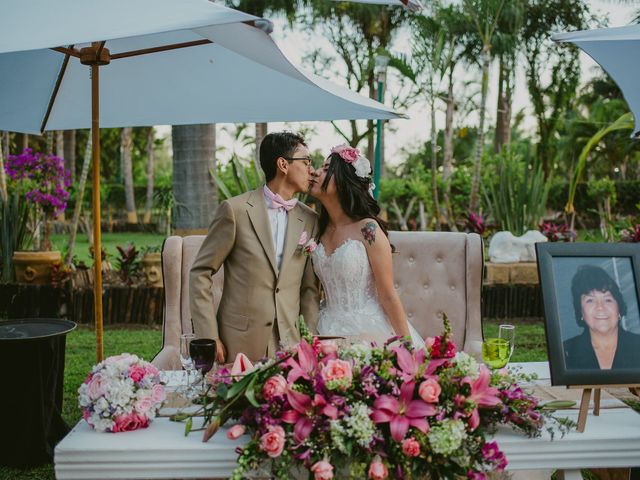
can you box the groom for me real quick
[189,132,320,362]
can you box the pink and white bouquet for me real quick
[191,317,570,480]
[78,353,166,433]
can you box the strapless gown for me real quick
[312,239,424,348]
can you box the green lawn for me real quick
[50,232,166,266]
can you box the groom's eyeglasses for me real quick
[284,157,312,167]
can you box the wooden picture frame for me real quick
[536,242,640,386]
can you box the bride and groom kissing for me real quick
[189,131,423,363]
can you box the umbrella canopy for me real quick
[0,0,403,362]
[553,23,640,138]
[0,0,401,134]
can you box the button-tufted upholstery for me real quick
[152,236,224,370]
[152,231,483,369]
[388,231,483,357]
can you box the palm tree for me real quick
[63,130,76,184]
[171,124,216,234]
[121,127,137,224]
[463,0,506,213]
[143,127,155,224]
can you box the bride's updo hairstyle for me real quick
[317,146,390,242]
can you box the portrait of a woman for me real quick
[564,264,640,370]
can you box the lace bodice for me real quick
[312,239,424,348]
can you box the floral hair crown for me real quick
[330,144,372,182]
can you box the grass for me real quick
[49,232,166,265]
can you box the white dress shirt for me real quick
[263,187,289,271]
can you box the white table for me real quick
[55,363,640,480]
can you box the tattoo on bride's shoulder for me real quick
[361,221,377,245]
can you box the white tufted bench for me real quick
[152,232,484,369]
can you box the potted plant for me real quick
[6,148,70,284]
[141,244,163,287]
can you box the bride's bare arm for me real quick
[360,219,411,338]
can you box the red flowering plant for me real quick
[179,316,572,480]
[5,148,70,251]
[539,222,577,243]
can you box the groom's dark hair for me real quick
[259,131,307,182]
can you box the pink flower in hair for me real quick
[331,144,360,164]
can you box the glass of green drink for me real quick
[482,337,510,369]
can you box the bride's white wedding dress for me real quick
[312,239,425,348]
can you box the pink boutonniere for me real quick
[298,231,317,256]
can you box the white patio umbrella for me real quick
[332,0,424,12]
[553,23,640,138]
[0,0,403,362]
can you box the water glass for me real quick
[499,324,516,361]
[179,333,196,394]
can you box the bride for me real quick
[309,144,424,348]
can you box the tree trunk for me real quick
[20,133,29,151]
[143,127,155,224]
[172,124,217,234]
[430,96,441,231]
[46,132,53,154]
[442,72,458,232]
[65,138,92,265]
[494,55,505,154]
[469,46,491,213]
[366,75,376,162]
[419,201,427,231]
[64,130,76,184]
[121,127,137,224]
[0,132,7,201]
[255,123,266,183]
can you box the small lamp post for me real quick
[373,54,389,199]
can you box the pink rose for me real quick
[259,425,285,458]
[303,240,318,256]
[321,359,352,388]
[226,424,246,440]
[144,363,160,377]
[151,384,166,403]
[128,365,146,383]
[368,457,388,480]
[402,437,421,457]
[87,373,106,400]
[112,413,149,433]
[331,144,360,164]
[319,340,338,355]
[418,378,442,403]
[311,460,334,480]
[134,396,154,414]
[262,375,287,400]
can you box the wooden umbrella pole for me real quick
[82,41,109,362]
[91,61,103,363]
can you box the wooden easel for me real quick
[569,384,640,432]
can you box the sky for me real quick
[157,0,639,166]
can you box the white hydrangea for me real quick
[343,402,375,448]
[329,420,348,454]
[106,378,135,407]
[342,343,372,366]
[428,419,467,455]
[454,352,480,379]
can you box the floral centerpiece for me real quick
[5,148,70,251]
[78,353,166,433]
[181,317,571,480]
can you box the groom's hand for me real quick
[215,338,226,363]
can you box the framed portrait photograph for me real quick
[536,242,640,386]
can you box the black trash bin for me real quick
[0,318,76,467]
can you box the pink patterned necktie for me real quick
[263,186,297,212]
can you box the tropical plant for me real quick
[153,188,188,237]
[483,148,550,236]
[587,177,617,241]
[115,243,141,285]
[0,191,32,282]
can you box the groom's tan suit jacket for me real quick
[189,188,319,362]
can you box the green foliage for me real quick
[0,191,32,282]
[115,243,141,285]
[212,155,262,201]
[586,177,616,206]
[483,148,549,235]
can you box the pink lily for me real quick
[392,345,426,381]
[282,388,338,443]
[371,381,436,442]
[465,365,502,430]
[286,340,318,383]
